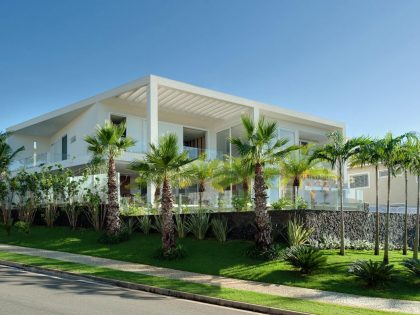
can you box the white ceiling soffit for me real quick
[117,85,248,120]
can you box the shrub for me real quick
[186,210,210,240]
[175,213,189,239]
[232,195,251,211]
[154,244,187,260]
[14,221,30,234]
[247,244,283,261]
[125,217,137,235]
[287,219,314,246]
[283,245,327,274]
[138,215,153,235]
[402,258,420,277]
[348,260,394,287]
[271,198,292,210]
[211,217,228,243]
[98,226,131,244]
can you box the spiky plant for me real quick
[283,245,327,274]
[349,260,394,287]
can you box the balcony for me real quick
[9,152,89,171]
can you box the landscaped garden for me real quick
[1,116,420,314]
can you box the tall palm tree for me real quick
[230,116,299,251]
[279,148,335,205]
[311,131,368,256]
[395,134,417,255]
[182,154,220,208]
[133,134,193,254]
[379,132,407,264]
[350,138,383,255]
[85,122,135,236]
[409,137,420,260]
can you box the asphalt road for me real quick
[0,265,260,315]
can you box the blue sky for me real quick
[1,0,419,137]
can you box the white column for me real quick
[252,106,260,123]
[146,76,158,206]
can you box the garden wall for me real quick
[14,207,418,246]
[218,209,418,246]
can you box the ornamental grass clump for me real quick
[348,260,394,287]
[283,245,327,274]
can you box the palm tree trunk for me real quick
[198,181,205,208]
[374,164,380,255]
[161,176,175,254]
[414,174,420,259]
[293,177,299,206]
[338,160,345,256]
[384,168,391,264]
[254,162,272,251]
[154,185,161,209]
[403,170,408,255]
[106,155,120,235]
[243,179,249,199]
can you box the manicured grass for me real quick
[0,251,406,315]
[0,225,419,301]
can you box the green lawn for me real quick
[0,225,419,302]
[0,251,407,315]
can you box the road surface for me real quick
[0,265,260,315]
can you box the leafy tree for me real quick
[279,147,335,205]
[350,138,383,255]
[85,122,135,236]
[230,116,299,251]
[311,131,369,256]
[14,169,40,227]
[132,134,193,255]
[0,132,24,234]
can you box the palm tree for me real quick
[230,116,299,251]
[311,131,368,256]
[84,122,135,236]
[350,138,383,255]
[280,147,335,205]
[379,132,407,264]
[130,162,163,208]
[132,134,193,254]
[213,157,254,200]
[182,154,220,207]
[395,134,417,255]
[0,131,24,175]
[409,137,420,260]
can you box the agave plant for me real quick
[283,245,327,274]
[211,217,229,243]
[401,258,420,277]
[348,260,394,287]
[186,209,210,240]
[287,219,314,247]
[175,213,189,239]
[138,215,153,235]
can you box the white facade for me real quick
[6,75,345,205]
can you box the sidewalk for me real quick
[1,244,419,314]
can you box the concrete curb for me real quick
[0,259,310,315]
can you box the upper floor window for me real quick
[111,114,127,137]
[349,173,369,188]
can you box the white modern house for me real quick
[7,75,345,207]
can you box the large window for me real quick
[349,173,369,188]
[111,114,127,137]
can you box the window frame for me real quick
[349,172,370,189]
